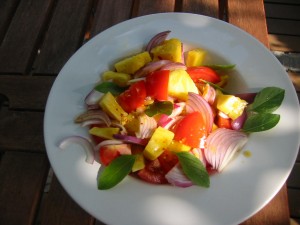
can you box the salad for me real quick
[59,31,285,190]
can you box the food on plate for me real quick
[59,31,285,190]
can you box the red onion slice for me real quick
[231,109,247,130]
[135,114,157,139]
[165,164,193,188]
[85,89,104,108]
[146,30,171,52]
[160,62,187,71]
[235,92,257,103]
[94,139,125,151]
[58,136,95,164]
[186,92,214,133]
[202,84,217,105]
[74,110,111,127]
[134,60,172,78]
[204,128,248,172]
[113,134,148,146]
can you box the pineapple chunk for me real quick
[132,153,145,172]
[102,71,131,87]
[185,48,206,67]
[99,92,128,122]
[89,127,120,139]
[167,140,191,152]
[151,38,182,62]
[143,127,174,160]
[114,51,151,75]
[216,92,247,120]
[168,69,198,100]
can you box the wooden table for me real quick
[0,0,292,224]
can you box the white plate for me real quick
[44,13,300,225]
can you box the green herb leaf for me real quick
[145,101,173,117]
[175,152,210,188]
[242,113,280,132]
[199,79,229,94]
[205,64,236,70]
[94,82,127,95]
[247,87,285,113]
[98,155,136,190]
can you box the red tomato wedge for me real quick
[118,80,146,113]
[137,159,168,184]
[173,112,207,148]
[99,144,131,166]
[216,114,232,129]
[158,150,178,173]
[145,70,170,101]
[186,66,221,83]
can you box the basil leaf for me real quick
[247,87,285,113]
[98,155,136,190]
[205,64,235,70]
[175,152,210,188]
[145,101,173,117]
[94,82,127,95]
[242,113,280,132]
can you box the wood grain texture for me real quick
[0,75,55,110]
[0,108,45,151]
[181,0,219,18]
[132,0,175,16]
[265,3,300,20]
[267,18,300,36]
[0,152,49,225]
[90,0,134,37]
[33,0,94,75]
[227,0,269,48]
[38,175,95,225]
[0,0,55,74]
[0,0,20,43]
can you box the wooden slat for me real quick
[240,185,290,225]
[227,0,269,48]
[0,0,55,74]
[267,18,300,36]
[37,175,95,225]
[90,0,134,37]
[181,0,219,18]
[0,75,55,110]
[0,0,20,43]
[288,71,300,92]
[0,151,49,225]
[132,0,175,16]
[33,0,94,75]
[264,0,300,5]
[0,108,45,151]
[265,3,300,20]
[288,188,300,218]
[268,34,300,52]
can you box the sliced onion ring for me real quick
[160,62,187,71]
[134,60,172,78]
[74,110,111,127]
[146,30,171,52]
[231,109,247,130]
[186,92,214,133]
[85,89,104,108]
[58,136,95,164]
[113,134,148,146]
[94,139,125,151]
[204,128,248,172]
[165,164,193,188]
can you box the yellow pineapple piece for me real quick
[89,127,120,139]
[114,51,151,75]
[132,153,145,172]
[185,48,206,67]
[143,127,174,160]
[151,38,182,62]
[216,92,247,120]
[168,69,198,100]
[167,140,191,152]
[102,71,131,87]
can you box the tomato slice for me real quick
[158,150,178,173]
[186,66,221,83]
[145,70,170,101]
[173,112,207,148]
[118,80,146,113]
[99,144,131,166]
[137,159,168,184]
[216,113,232,129]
